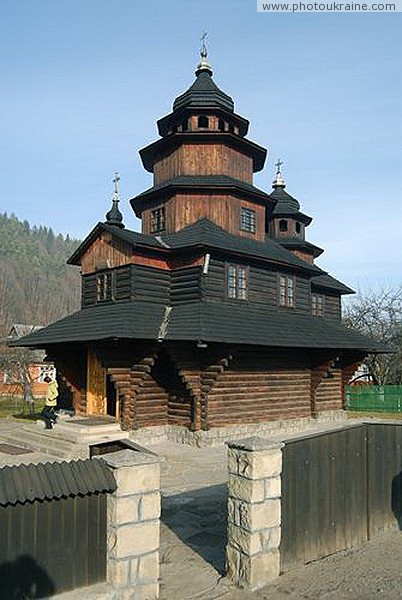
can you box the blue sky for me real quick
[0,1,401,292]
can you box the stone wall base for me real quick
[129,411,347,447]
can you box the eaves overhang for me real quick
[139,132,267,174]
[130,177,274,218]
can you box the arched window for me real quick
[198,115,209,129]
[295,222,301,234]
[218,118,225,132]
[181,119,188,132]
[279,219,288,232]
[228,123,235,133]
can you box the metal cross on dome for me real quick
[275,159,283,175]
[113,172,120,200]
[201,31,208,57]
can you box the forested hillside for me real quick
[0,213,81,336]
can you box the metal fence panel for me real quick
[367,423,402,538]
[0,493,107,597]
[280,426,367,572]
[346,385,402,413]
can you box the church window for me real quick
[295,222,301,234]
[279,275,295,308]
[96,271,113,302]
[240,207,256,233]
[198,115,209,129]
[312,293,324,317]
[150,207,166,233]
[279,219,288,232]
[227,264,248,300]
[218,118,225,132]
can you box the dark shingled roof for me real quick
[0,458,116,506]
[162,219,323,274]
[131,175,273,207]
[276,238,324,259]
[311,274,355,295]
[13,299,386,353]
[166,301,387,352]
[69,219,322,275]
[12,301,166,346]
[173,71,235,113]
[271,186,312,225]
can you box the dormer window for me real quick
[279,219,288,232]
[227,264,248,300]
[240,207,256,234]
[150,207,166,234]
[198,115,209,129]
[279,275,295,308]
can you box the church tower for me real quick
[130,43,273,241]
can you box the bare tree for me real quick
[343,287,402,385]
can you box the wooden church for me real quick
[17,47,382,437]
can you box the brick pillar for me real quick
[226,437,283,591]
[101,449,161,600]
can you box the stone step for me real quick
[0,427,89,460]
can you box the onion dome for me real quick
[105,172,125,229]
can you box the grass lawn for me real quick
[0,395,45,420]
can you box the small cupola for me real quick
[269,160,312,240]
[105,172,125,229]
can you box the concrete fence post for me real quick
[226,437,284,591]
[101,449,162,600]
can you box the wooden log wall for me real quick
[314,368,343,412]
[82,265,170,307]
[141,194,266,240]
[207,353,311,427]
[153,143,253,185]
[171,266,202,304]
[203,258,311,312]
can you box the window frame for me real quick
[312,293,325,317]
[240,207,256,234]
[278,274,296,308]
[150,207,166,234]
[226,263,248,301]
[96,270,114,303]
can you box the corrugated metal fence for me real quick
[280,423,402,572]
[0,458,116,597]
[346,385,402,413]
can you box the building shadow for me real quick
[391,464,402,530]
[0,554,55,599]
[161,483,228,574]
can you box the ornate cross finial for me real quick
[201,31,208,57]
[196,31,212,76]
[273,158,286,188]
[275,158,283,175]
[113,172,120,199]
